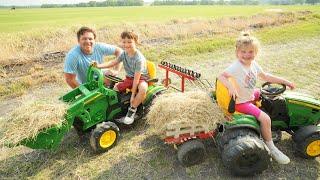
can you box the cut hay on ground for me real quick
[0,97,67,146]
[146,90,225,136]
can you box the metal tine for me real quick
[197,79,208,88]
[196,79,212,90]
[187,79,203,90]
[202,79,213,88]
[193,79,206,90]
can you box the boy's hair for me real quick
[77,26,96,40]
[236,31,260,55]
[121,31,139,44]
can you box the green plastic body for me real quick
[18,66,166,150]
[216,91,320,133]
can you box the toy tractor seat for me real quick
[216,78,262,115]
[216,79,238,114]
[146,60,158,86]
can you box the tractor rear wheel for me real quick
[221,129,270,176]
[90,122,120,153]
[177,140,206,167]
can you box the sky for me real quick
[0,0,109,6]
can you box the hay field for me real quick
[0,5,320,179]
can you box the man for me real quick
[64,26,122,88]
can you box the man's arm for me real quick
[96,59,120,69]
[114,47,122,58]
[64,73,79,89]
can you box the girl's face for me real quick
[236,45,256,65]
[121,37,136,53]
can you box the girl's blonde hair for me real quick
[121,30,139,44]
[236,31,260,55]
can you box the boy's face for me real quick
[121,37,136,53]
[236,45,257,65]
[78,31,95,55]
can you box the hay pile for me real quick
[0,97,67,146]
[146,90,225,135]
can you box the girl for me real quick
[97,31,148,125]
[218,32,295,164]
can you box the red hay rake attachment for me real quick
[158,61,212,92]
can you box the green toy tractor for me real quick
[16,64,166,153]
[214,80,320,176]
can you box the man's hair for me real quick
[121,30,139,44]
[77,26,96,40]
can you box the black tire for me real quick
[272,130,282,143]
[90,122,120,153]
[177,140,206,167]
[221,129,270,176]
[144,91,164,115]
[216,127,259,153]
[294,132,320,159]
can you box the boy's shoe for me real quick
[270,148,290,164]
[123,107,137,125]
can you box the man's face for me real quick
[78,32,95,54]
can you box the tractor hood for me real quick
[284,92,320,110]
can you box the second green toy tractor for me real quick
[213,79,320,176]
[16,62,166,153]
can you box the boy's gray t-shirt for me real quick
[117,50,148,78]
[225,60,263,104]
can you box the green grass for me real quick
[142,18,320,62]
[257,20,320,44]
[1,5,320,33]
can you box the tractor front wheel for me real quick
[296,133,320,159]
[90,122,120,153]
[221,129,270,176]
[294,126,320,159]
[177,139,206,167]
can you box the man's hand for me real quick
[90,61,97,68]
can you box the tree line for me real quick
[151,0,319,5]
[41,0,143,8]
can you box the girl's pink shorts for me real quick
[235,89,261,119]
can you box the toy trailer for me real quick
[164,122,216,167]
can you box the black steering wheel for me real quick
[261,82,286,96]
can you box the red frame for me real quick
[158,64,196,92]
[164,130,216,145]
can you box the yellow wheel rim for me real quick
[306,140,320,157]
[99,130,117,148]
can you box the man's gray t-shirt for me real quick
[225,60,263,104]
[117,50,148,78]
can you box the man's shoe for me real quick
[123,107,137,125]
[270,148,290,164]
